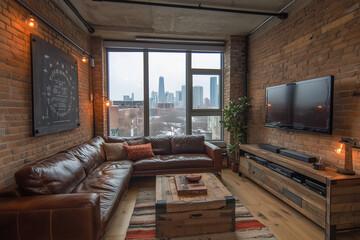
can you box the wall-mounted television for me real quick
[265,76,334,134]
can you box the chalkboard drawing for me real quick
[31,34,80,136]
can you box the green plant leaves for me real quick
[220,97,252,153]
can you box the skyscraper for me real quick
[158,76,165,103]
[181,85,186,107]
[193,86,203,108]
[210,77,219,108]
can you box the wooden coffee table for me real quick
[155,172,235,238]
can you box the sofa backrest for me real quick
[171,135,205,154]
[87,136,106,165]
[145,136,172,155]
[65,144,99,175]
[103,135,205,155]
[15,152,86,196]
[103,136,145,145]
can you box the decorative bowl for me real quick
[185,175,202,183]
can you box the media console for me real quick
[239,144,360,240]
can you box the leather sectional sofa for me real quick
[0,135,221,240]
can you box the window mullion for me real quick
[144,51,149,136]
[186,52,192,135]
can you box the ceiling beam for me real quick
[63,0,95,33]
[92,0,288,19]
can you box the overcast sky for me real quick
[108,52,220,101]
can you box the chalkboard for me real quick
[31,35,79,136]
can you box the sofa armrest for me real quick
[205,141,222,171]
[0,193,100,240]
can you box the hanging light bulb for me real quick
[25,15,38,29]
[105,98,111,107]
[81,53,88,63]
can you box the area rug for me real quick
[125,188,277,240]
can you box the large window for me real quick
[108,50,223,140]
[108,52,144,137]
[149,52,186,136]
[190,53,222,140]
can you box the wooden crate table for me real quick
[155,173,235,238]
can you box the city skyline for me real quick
[122,76,219,109]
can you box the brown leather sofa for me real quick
[0,135,221,240]
[103,135,222,176]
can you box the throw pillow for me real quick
[124,143,155,161]
[103,142,128,161]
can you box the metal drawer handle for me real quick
[190,214,202,218]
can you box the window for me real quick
[190,53,222,140]
[108,52,144,137]
[108,50,223,140]
[149,52,186,136]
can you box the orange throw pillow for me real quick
[123,143,155,161]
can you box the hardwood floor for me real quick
[104,169,360,240]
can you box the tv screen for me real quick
[265,84,290,128]
[265,76,333,134]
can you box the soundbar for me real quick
[305,179,326,197]
[279,149,316,163]
[258,144,282,153]
[253,156,268,166]
[268,163,295,178]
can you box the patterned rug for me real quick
[125,188,277,240]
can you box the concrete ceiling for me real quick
[52,0,302,41]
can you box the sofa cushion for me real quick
[145,136,172,155]
[15,153,86,195]
[124,143,155,161]
[134,154,213,171]
[72,160,133,235]
[65,143,99,175]
[87,136,106,165]
[103,142,128,161]
[127,138,145,146]
[103,136,144,145]
[171,135,205,154]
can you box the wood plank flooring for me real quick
[104,169,360,240]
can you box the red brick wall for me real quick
[224,36,246,144]
[248,0,360,172]
[91,37,108,136]
[0,0,93,188]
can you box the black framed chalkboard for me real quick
[31,34,79,136]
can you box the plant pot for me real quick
[231,162,239,173]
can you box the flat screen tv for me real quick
[265,76,333,134]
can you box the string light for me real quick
[105,99,111,107]
[25,15,38,29]
[81,53,88,63]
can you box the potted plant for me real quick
[220,97,252,172]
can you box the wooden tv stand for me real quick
[239,144,360,240]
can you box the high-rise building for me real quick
[181,85,186,107]
[193,86,203,108]
[175,91,182,107]
[158,76,166,102]
[210,77,219,108]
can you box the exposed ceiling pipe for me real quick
[93,0,288,19]
[14,0,92,59]
[63,0,95,33]
[249,0,296,35]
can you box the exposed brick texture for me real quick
[91,37,108,136]
[248,0,360,173]
[0,0,92,187]
[223,36,246,145]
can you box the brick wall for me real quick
[91,37,108,136]
[0,0,93,188]
[248,0,360,173]
[223,36,246,145]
